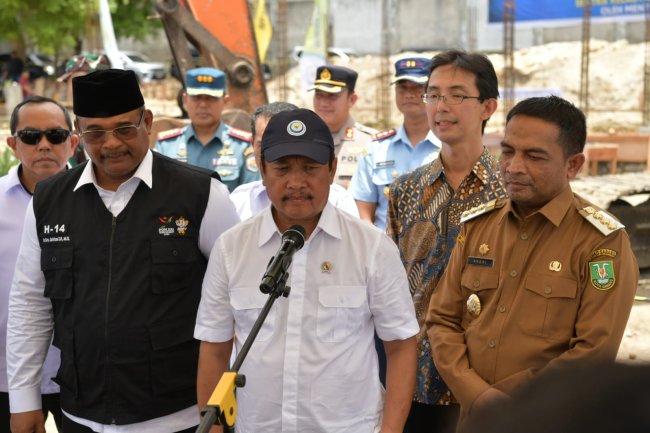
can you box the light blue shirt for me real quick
[0,165,60,394]
[154,122,259,192]
[349,127,441,230]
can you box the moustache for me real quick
[282,193,313,202]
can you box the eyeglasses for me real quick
[421,94,481,105]
[78,110,145,145]
[14,128,71,145]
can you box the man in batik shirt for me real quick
[387,50,507,433]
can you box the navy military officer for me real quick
[350,57,441,230]
[155,67,258,191]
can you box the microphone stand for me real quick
[195,265,292,433]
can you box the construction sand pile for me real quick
[265,39,647,133]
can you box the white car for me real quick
[118,51,166,82]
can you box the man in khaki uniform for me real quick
[427,96,638,431]
[310,65,376,188]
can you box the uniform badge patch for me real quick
[479,244,490,256]
[321,261,333,273]
[176,216,189,235]
[467,293,482,317]
[589,260,615,290]
[467,256,494,267]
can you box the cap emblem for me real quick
[320,68,332,80]
[287,120,307,136]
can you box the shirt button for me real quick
[544,286,552,295]
[172,249,179,257]
[51,256,57,263]
[488,340,496,348]
[473,280,480,288]
[499,305,507,313]
[510,270,518,277]
[520,232,529,240]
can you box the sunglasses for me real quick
[14,128,72,145]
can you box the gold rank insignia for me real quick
[384,186,390,198]
[589,260,616,290]
[321,261,333,273]
[580,206,625,236]
[218,149,234,155]
[549,261,562,272]
[345,127,354,139]
[460,199,505,224]
[479,243,490,255]
[467,293,481,317]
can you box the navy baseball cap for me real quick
[185,67,226,97]
[309,65,357,93]
[391,57,432,84]
[261,109,334,164]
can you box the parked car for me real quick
[117,51,166,82]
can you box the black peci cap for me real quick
[72,69,145,117]
[261,108,334,164]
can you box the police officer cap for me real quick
[185,67,226,98]
[391,57,432,84]
[73,69,144,117]
[309,65,357,93]
[262,108,334,164]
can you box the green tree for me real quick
[0,0,160,56]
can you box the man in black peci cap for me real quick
[196,108,418,433]
[309,65,377,188]
[6,69,239,433]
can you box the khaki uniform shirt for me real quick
[427,186,638,424]
[332,117,376,188]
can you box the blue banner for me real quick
[489,0,647,26]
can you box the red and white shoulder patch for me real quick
[228,128,252,143]
[372,128,397,142]
[157,128,183,141]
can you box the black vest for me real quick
[33,153,213,424]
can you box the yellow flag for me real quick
[253,0,272,64]
[303,0,328,57]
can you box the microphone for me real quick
[260,225,306,294]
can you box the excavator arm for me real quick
[156,0,268,115]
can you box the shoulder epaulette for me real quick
[243,146,254,157]
[157,127,183,141]
[372,128,397,142]
[355,122,378,136]
[228,127,252,143]
[460,198,506,224]
[579,205,625,236]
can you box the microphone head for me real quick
[283,225,306,250]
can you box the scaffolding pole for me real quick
[276,0,289,101]
[643,0,650,128]
[378,0,395,129]
[502,0,515,119]
[580,0,591,116]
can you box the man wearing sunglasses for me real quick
[1,95,78,433]
[6,69,239,433]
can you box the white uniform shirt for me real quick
[7,151,239,433]
[0,165,60,395]
[229,180,360,220]
[195,202,418,433]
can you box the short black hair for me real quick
[506,95,587,156]
[428,50,499,133]
[10,96,73,134]
[251,101,299,139]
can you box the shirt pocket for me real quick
[230,286,276,342]
[460,269,499,328]
[317,285,369,343]
[518,272,578,340]
[371,166,394,188]
[42,245,74,300]
[151,238,200,294]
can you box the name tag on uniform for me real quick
[467,256,494,267]
[375,160,395,168]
